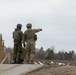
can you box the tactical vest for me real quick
[13,31,20,40]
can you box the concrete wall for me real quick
[0,35,6,62]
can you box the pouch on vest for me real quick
[34,34,37,41]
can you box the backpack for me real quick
[13,31,19,40]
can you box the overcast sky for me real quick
[0,0,76,52]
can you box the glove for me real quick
[38,28,42,31]
[40,29,42,31]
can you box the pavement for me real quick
[0,64,43,75]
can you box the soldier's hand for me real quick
[38,28,42,31]
[40,29,42,31]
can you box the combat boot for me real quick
[25,61,29,64]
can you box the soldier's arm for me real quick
[23,32,27,47]
[33,28,42,33]
[23,34,25,43]
[23,36,26,47]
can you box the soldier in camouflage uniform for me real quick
[13,28,18,63]
[13,24,23,63]
[23,23,42,64]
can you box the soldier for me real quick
[13,28,18,63]
[23,23,42,64]
[13,24,23,63]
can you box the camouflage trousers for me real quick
[13,40,22,63]
[25,41,35,64]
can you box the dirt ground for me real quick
[23,60,76,75]
[25,65,76,75]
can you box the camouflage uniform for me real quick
[13,24,23,63]
[13,28,18,63]
[23,23,42,64]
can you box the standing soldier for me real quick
[13,28,18,63]
[13,24,23,63]
[23,23,42,64]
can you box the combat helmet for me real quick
[26,23,32,28]
[17,24,22,28]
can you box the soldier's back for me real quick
[24,29,35,41]
[17,30,23,41]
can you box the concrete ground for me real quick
[0,64,43,75]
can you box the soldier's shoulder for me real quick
[32,29,38,32]
[24,30,27,32]
[32,29,36,31]
[18,30,23,34]
[24,30,28,34]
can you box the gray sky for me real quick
[0,0,76,52]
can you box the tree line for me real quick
[35,47,76,61]
[6,46,76,61]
